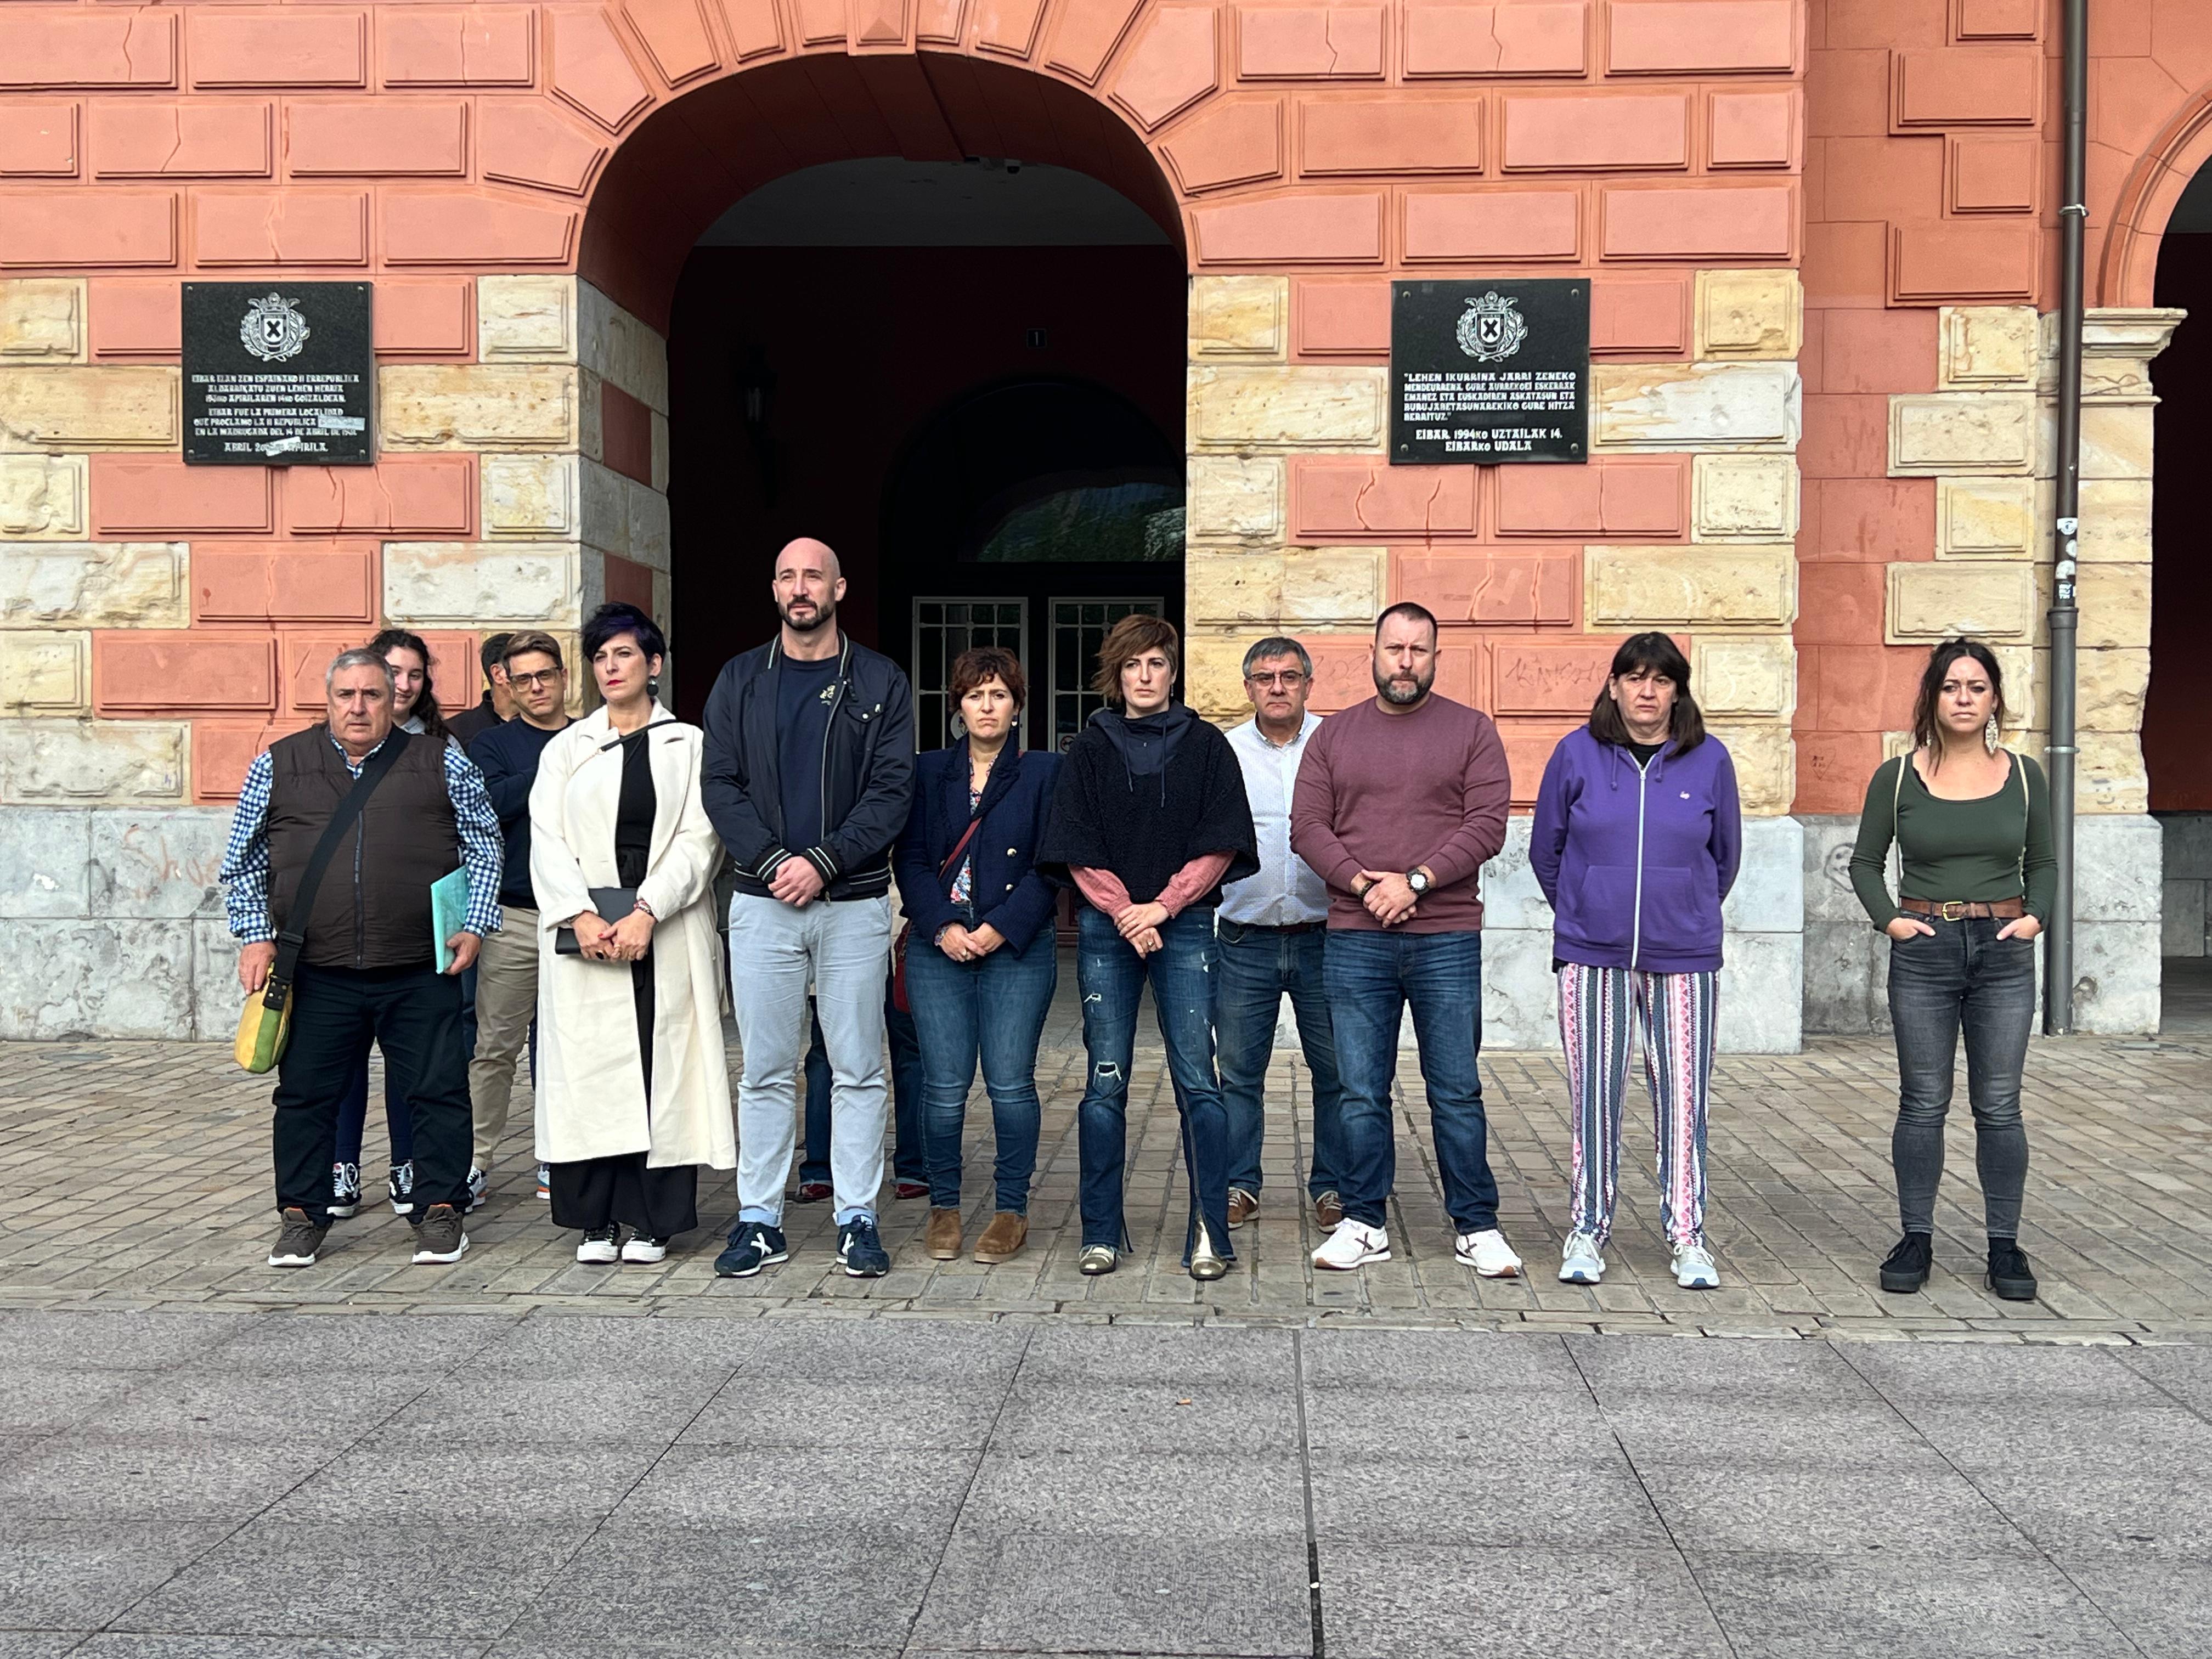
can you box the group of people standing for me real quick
[221,534,2055,1303]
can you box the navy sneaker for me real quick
[714,1222,788,1278]
[837,1216,890,1278]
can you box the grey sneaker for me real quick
[268,1207,328,1268]
[1559,1231,1606,1285]
[1672,1240,1720,1289]
[410,1203,469,1265]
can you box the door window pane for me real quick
[912,597,1025,750]
[1049,597,1163,752]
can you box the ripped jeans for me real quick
[1074,905,1232,1265]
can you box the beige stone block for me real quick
[1691,453,1798,541]
[381,543,581,629]
[1884,562,2036,642]
[0,454,87,539]
[1592,362,1800,450]
[379,364,578,452]
[0,367,177,453]
[1584,544,1796,629]
[1936,476,2035,559]
[2077,478,2149,563]
[2076,730,2147,814]
[477,275,577,364]
[1184,628,1263,717]
[2075,402,2152,481]
[1190,276,1287,360]
[1709,721,1793,814]
[651,410,670,494]
[0,719,185,803]
[2077,647,2148,732]
[482,454,578,540]
[579,460,669,569]
[1189,365,1386,450]
[0,631,87,712]
[2076,355,2152,404]
[1694,269,1802,362]
[0,541,185,628]
[2076,561,2149,650]
[1888,392,2035,476]
[1186,551,1284,625]
[629,479,670,572]
[1188,455,1286,544]
[1692,635,1795,719]
[1938,306,2038,389]
[579,281,669,414]
[0,280,86,363]
[1983,642,2041,732]
[1280,548,1384,625]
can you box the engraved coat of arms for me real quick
[1455,291,1527,363]
[239,292,310,363]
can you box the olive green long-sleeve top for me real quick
[1848,751,2056,929]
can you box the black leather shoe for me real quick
[1880,1231,1933,1294]
[1987,1238,2038,1301]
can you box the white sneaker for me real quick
[1672,1240,1720,1289]
[620,1233,668,1264]
[1559,1231,1606,1284]
[575,1227,619,1265]
[1456,1228,1523,1277]
[1312,1219,1391,1271]
[465,1166,488,1213]
[536,1164,552,1200]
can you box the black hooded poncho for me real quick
[1040,704,1259,909]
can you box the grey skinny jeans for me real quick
[1885,916,2035,1239]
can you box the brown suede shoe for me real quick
[924,1207,963,1260]
[1227,1189,1260,1229]
[972,1211,1028,1264]
[1314,1190,1345,1230]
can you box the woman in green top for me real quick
[1850,639,2054,1304]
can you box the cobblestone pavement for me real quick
[2,1310,2210,1657]
[3,1016,2208,1344]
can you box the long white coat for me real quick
[529,709,735,1170]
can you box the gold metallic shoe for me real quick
[1190,1222,1228,1282]
[1079,1244,1119,1276]
[924,1207,963,1260]
[972,1211,1028,1263]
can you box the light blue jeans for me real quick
[729,892,893,1228]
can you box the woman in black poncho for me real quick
[1040,614,1257,1281]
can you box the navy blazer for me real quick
[895,741,1063,956]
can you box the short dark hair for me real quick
[1588,631,1705,758]
[950,645,1026,710]
[1241,636,1313,679]
[1911,637,2009,764]
[478,632,515,678]
[582,601,666,662]
[1374,601,1439,641]
[1092,613,1180,707]
[500,630,565,672]
[367,626,447,741]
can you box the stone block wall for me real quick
[2162,814,2212,960]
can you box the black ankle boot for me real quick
[1880,1231,1933,1294]
[1987,1238,2038,1301]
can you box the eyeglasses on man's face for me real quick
[1246,670,1306,689]
[509,668,565,690]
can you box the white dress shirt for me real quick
[1218,712,1330,927]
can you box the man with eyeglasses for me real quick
[465,630,574,1196]
[1214,636,1347,1236]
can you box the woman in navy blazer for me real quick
[895,646,1063,1266]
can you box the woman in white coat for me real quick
[530,601,734,1263]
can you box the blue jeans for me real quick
[1075,906,1231,1264]
[1215,921,1344,1201]
[1324,928,1499,1235]
[906,939,1057,1213]
[800,986,923,1186]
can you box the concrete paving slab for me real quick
[957,1448,1307,1538]
[375,1372,726,1447]
[0,1432,336,1522]
[0,1519,216,1629]
[1310,1451,1669,1548]
[267,1440,664,1523]
[1635,1457,2036,1556]
[679,1380,1006,1451]
[610,1446,976,1529]
[992,1379,1299,1454]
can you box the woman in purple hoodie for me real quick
[1530,633,1741,1291]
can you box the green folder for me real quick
[430,866,471,974]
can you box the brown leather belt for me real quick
[1900,896,2025,921]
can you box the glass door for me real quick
[912,596,1026,750]
[1048,596,1164,752]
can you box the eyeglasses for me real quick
[1246,672,1306,688]
[508,669,564,690]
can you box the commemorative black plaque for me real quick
[183,282,373,465]
[1390,279,1589,466]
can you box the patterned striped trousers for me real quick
[1557,964,1718,1248]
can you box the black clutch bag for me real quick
[554,887,641,957]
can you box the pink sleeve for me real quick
[1156,850,1234,918]
[1071,865,1133,915]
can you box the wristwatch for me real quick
[1407,869,1432,897]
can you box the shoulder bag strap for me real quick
[938,817,984,890]
[265,730,412,999]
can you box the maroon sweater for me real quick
[1289,694,1511,933]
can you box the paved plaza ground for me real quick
[1,1009,2209,1654]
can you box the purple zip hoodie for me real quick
[1529,725,1742,974]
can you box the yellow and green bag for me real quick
[234,974,294,1073]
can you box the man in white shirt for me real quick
[1216,636,1346,1233]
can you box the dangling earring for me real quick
[647,676,661,704]
[1984,713,1999,754]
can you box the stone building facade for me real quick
[0,0,2201,1047]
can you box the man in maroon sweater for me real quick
[1289,601,1522,1277]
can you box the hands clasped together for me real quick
[573,906,656,963]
